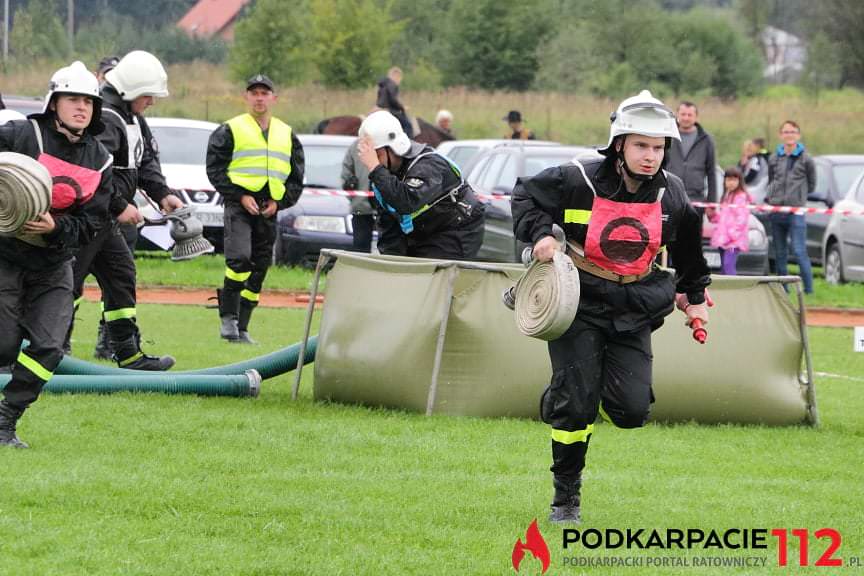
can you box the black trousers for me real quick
[71,222,139,346]
[0,258,73,407]
[542,314,654,479]
[222,202,276,314]
[352,214,375,252]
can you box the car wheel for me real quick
[824,243,845,285]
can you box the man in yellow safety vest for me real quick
[206,74,305,343]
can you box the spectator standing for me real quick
[709,167,751,275]
[666,101,717,204]
[341,139,375,252]
[738,138,769,203]
[766,120,815,294]
[503,110,535,140]
[435,110,454,137]
[376,67,412,138]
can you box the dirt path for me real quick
[83,286,864,327]
[83,286,323,310]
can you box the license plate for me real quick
[195,211,223,227]
[704,250,721,268]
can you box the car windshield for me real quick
[303,144,350,188]
[150,125,213,165]
[445,146,480,171]
[834,164,864,198]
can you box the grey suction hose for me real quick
[0,152,52,238]
[55,337,318,380]
[0,370,262,397]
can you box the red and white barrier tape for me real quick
[300,189,864,215]
[302,188,509,201]
[691,201,864,216]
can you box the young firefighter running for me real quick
[207,74,305,343]
[511,90,711,523]
[0,62,113,448]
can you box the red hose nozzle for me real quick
[690,318,707,344]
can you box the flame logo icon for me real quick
[512,519,550,573]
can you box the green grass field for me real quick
[2,301,862,575]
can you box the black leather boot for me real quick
[219,287,241,341]
[549,475,582,524]
[93,320,113,360]
[113,326,175,371]
[235,300,257,344]
[0,400,29,449]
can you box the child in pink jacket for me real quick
[709,167,751,275]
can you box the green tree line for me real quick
[3,0,863,98]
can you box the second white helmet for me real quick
[604,90,680,151]
[359,110,411,156]
[105,50,169,101]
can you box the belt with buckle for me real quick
[565,242,652,285]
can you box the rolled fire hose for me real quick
[0,152,52,238]
[0,369,261,397]
[55,337,318,380]
[513,251,580,341]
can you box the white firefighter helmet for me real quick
[358,110,411,156]
[105,50,169,101]
[602,90,680,152]
[43,60,101,114]
[0,109,26,124]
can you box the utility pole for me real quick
[67,0,74,55]
[3,0,9,62]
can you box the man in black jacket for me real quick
[207,74,305,344]
[512,90,711,524]
[376,67,412,138]
[357,110,484,259]
[0,61,112,447]
[68,50,182,370]
[665,101,717,204]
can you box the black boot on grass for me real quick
[0,400,29,449]
[549,475,582,524]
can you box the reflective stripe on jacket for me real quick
[226,114,293,200]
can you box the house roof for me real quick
[177,0,250,38]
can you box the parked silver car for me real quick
[822,169,864,284]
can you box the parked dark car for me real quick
[822,168,864,284]
[273,134,357,266]
[761,154,864,267]
[463,145,600,262]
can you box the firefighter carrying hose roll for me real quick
[0,61,113,448]
[511,90,711,523]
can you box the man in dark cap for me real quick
[503,110,535,140]
[206,74,305,344]
[95,56,120,83]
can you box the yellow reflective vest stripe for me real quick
[226,114,293,201]
[563,208,591,224]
